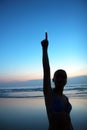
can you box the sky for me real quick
[0,0,87,82]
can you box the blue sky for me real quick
[0,0,87,81]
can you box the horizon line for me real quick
[0,74,87,83]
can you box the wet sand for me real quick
[0,98,87,130]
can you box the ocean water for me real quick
[0,80,87,130]
[0,81,87,98]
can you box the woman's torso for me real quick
[44,91,72,130]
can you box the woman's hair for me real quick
[53,69,67,88]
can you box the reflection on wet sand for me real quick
[0,98,87,130]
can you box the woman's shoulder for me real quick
[63,94,68,100]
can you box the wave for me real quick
[0,84,87,98]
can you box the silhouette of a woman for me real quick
[41,32,73,130]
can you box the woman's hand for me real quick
[41,32,48,48]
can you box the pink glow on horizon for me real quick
[0,74,42,82]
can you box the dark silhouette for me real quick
[41,32,73,130]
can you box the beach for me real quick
[0,97,87,130]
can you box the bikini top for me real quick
[51,95,72,114]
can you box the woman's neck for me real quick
[53,87,63,96]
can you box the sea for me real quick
[0,80,87,98]
[0,80,87,130]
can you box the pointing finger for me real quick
[45,32,48,40]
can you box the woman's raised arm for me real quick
[41,32,51,95]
